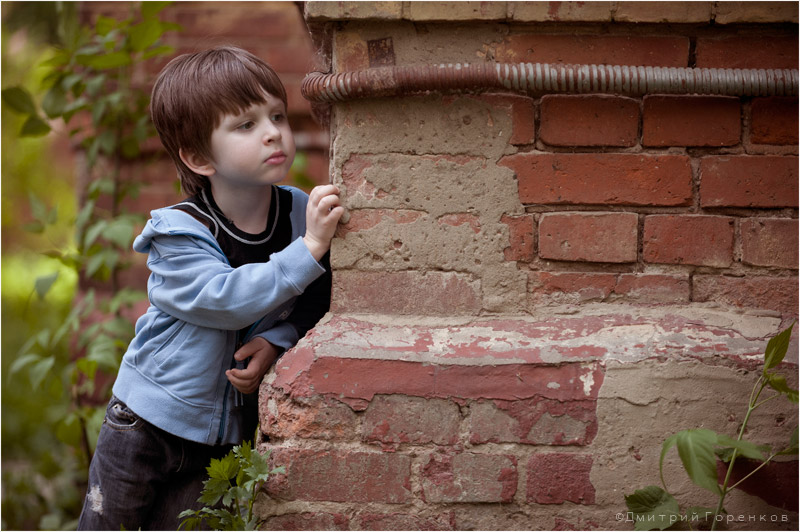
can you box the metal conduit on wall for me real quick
[301,62,799,102]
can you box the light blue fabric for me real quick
[112,186,324,445]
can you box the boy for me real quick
[78,46,343,530]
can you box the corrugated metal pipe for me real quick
[301,62,799,102]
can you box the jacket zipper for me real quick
[215,320,262,445]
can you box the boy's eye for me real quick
[237,121,255,130]
[270,113,285,122]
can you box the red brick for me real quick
[362,396,462,446]
[260,395,359,441]
[527,453,595,504]
[434,362,605,402]
[468,398,597,446]
[642,96,741,147]
[332,270,481,315]
[643,215,734,267]
[500,153,693,207]
[478,94,536,145]
[751,98,799,145]
[336,209,423,237]
[294,356,604,403]
[262,513,349,531]
[421,452,517,503]
[695,36,798,69]
[539,212,638,263]
[529,272,690,304]
[354,513,454,531]
[494,34,688,66]
[700,156,799,208]
[501,214,535,261]
[614,274,690,303]
[539,95,639,147]
[693,275,799,315]
[437,213,481,233]
[741,218,798,269]
[267,448,412,503]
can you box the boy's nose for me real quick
[261,122,281,143]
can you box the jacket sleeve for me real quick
[256,251,332,352]
[146,233,325,330]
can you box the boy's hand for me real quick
[225,337,280,394]
[303,185,344,261]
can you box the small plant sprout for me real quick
[624,322,798,531]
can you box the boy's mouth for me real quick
[265,151,286,165]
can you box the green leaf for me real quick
[80,51,132,70]
[34,272,60,300]
[207,453,239,481]
[102,217,136,248]
[624,485,681,531]
[143,44,175,60]
[20,115,51,137]
[779,427,799,455]
[765,373,799,403]
[662,429,721,495]
[2,86,37,114]
[30,356,56,389]
[764,322,795,372]
[129,19,163,52]
[42,84,68,118]
[86,334,121,371]
[715,434,767,461]
[95,15,118,36]
[141,1,171,18]
[8,353,42,380]
[76,357,99,380]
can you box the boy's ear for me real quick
[179,148,215,177]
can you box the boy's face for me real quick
[204,91,295,190]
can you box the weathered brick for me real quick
[260,395,359,441]
[751,98,799,145]
[332,270,481,315]
[509,1,614,22]
[336,209,423,237]
[695,36,798,69]
[354,512,454,531]
[267,448,412,503]
[305,1,402,20]
[700,156,799,208]
[262,512,349,531]
[480,94,536,145]
[500,153,693,207]
[405,1,507,21]
[501,214,535,262]
[363,395,462,446]
[494,34,689,66]
[614,1,711,23]
[527,453,595,504]
[422,452,517,503]
[643,215,734,267]
[714,1,799,24]
[529,272,691,305]
[538,212,638,263]
[642,96,740,147]
[740,218,798,269]
[693,275,799,315]
[468,398,597,446]
[539,95,639,147]
[614,274,691,303]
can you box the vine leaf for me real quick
[624,485,680,531]
[661,429,721,495]
[764,321,795,372]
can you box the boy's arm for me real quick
[146,234,325,330]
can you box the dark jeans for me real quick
[77,396,232,531]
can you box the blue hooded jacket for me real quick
[112,186,325,445]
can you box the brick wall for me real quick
[258,2,798,530]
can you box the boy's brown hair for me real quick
[150,46,288,196]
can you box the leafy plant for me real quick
[2,2,180,528]
[178,441,285,531]
[624,322,798,530]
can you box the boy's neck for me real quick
[209,183,273,235]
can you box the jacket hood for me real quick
[133,207,221,255]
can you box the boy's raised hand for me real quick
[225,337,280,394]
[303,185,344,261]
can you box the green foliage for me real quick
[2,2,180,529]
[179,441,285,531]
[625,322,798,531]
